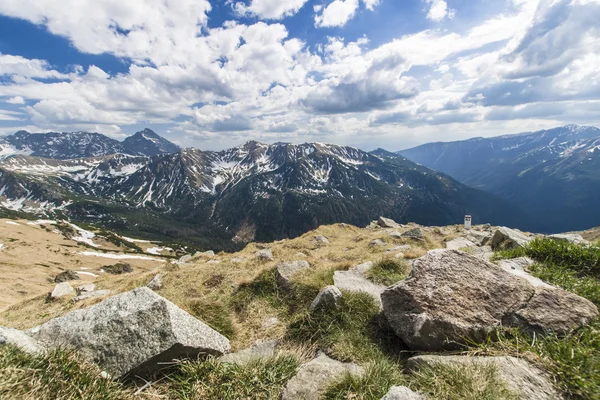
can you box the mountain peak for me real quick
[122,129,180,156]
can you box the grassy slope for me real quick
[0,226,598,399]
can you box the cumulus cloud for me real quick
[0,0,598,149]
[424,0,456,22]
[235,0,310,19]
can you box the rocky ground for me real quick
[0,217,599,399]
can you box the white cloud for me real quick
[424,0,456,22]
[362,0,381,11]
[235,0,310,19]
[0,0,598,150]
[5,96,25,105]
[315,0,359,28]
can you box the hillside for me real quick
[0,141,541,248]
[398,125,600,232]
[0,218,598,399]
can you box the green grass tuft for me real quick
[490,237,600,399]
[0,345,126,400]
[409,361,519,400]
[366,258,411,286]
[187,298,236,339]
[169,355,300,400]
[286,291,405,363]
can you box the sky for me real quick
[0,0,599,151]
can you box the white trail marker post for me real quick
[464,215,472,230]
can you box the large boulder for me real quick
[276,260,311,291]
[510,287,598,335]
[0,326,44,355]
[407,355,561,400]
[490,227,531,250]
[281,353,364,400]
[380,386,426,400]
[29,287,230,379]
[381,250,598,351]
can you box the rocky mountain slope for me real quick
[398,125,600,232]
[0,218,598,399]
[0,141,540,248]
[0,128,179,159]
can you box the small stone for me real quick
[370,239,387,247]
[281,353,364,400]
[72,290,111,303]
[230,257,245,264]
[333,271,385,306]
[389,231,403,239]
[548,234,588,245]
[310,286,343,313]
[401,228,425,241]
[147,274,163,290]
[206,260,221,265]
[380,386,426,400]
[50,282,75,299]
[76,283,96,295]
[313,235,330,244]
[445,237,476,250]
[496,258,551,288]
[262,317,280,329]
[378,217,400,228]
[178,255,192,264]
[351,261,374,275]
[194,250,215,258]
[54,270,80,283]
[256,248,274,261]
[220,340,278,365]
[276,261,311,291]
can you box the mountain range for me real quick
[0,128,179,159]
[399,125,600,233]
[0,132,537,250]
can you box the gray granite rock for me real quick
[378,217,400,228]
[50,282,75,299]
[407,355,562,400]
[219,340,278,365]
[548,234,588,246]
[0,326,44,355]
[445,237,476,250]
[333,270,385,306]
[276,260,311,291]
[380,386,426,400]
[282,353,364,400]
[310,286,343,312]
[256,248,274,261]
[490,227,531,250]
[147,274,163,290]
[30,287,230,379]
[72,290,112,302]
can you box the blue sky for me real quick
[0,0,599,150]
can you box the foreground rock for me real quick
[276,260,311,291]
[407,355,561,400]
[0,326,44,355]
[29,287,230,379]
[310,286,342,313]
[490,227,531,250]
[380,386,425,400]
[281,353,364,400]
[381,250,598,351]
[50,282,75,299]
[219,340,278,365]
